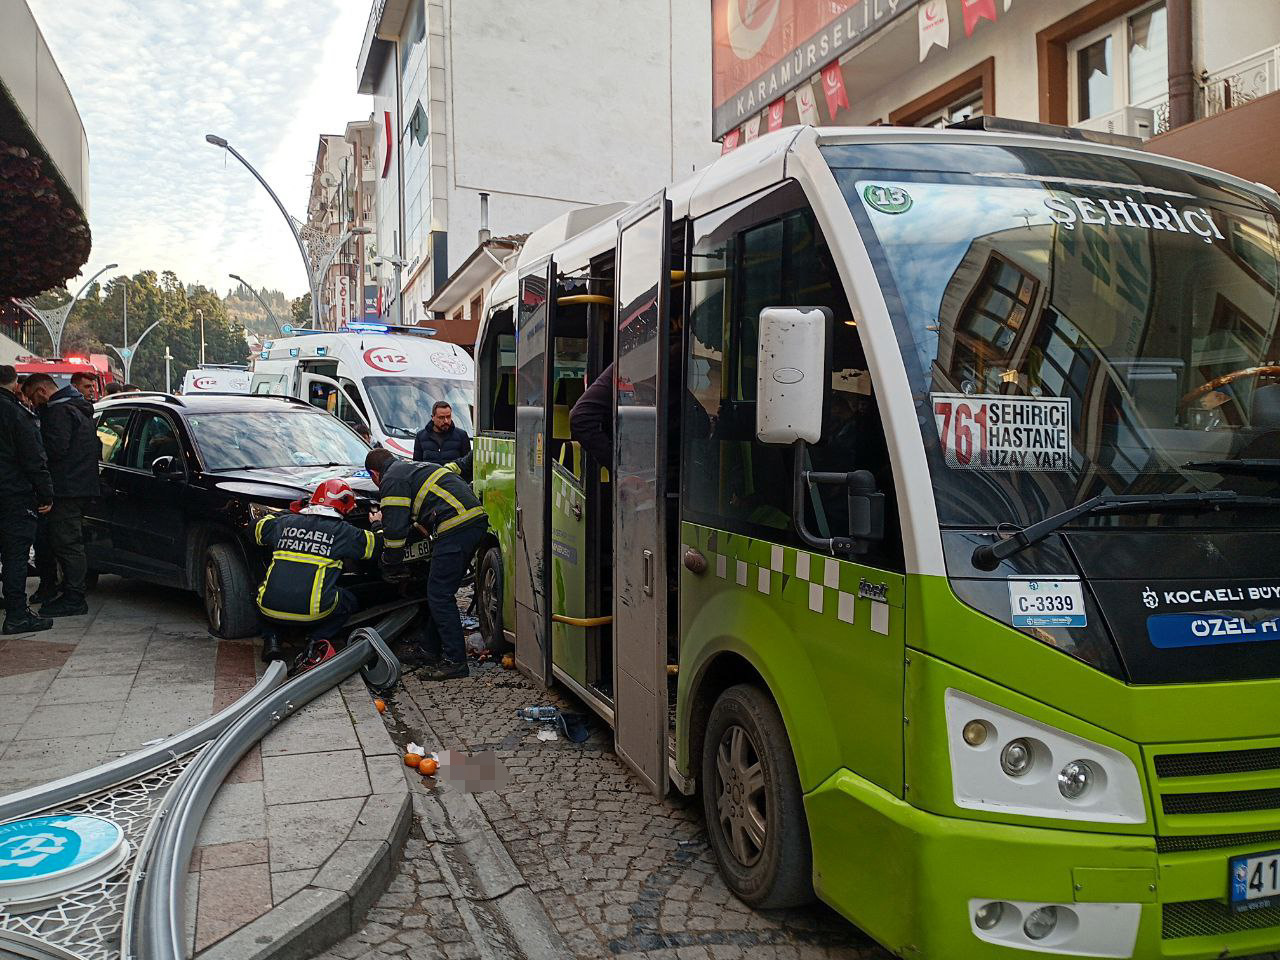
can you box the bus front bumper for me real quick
[805,768,1280,959]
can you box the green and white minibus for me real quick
[469,120,1280,958]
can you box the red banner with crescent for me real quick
[721,129,741,155]
[962,0,998,37]
[767,98,785,132]
[821,63,850,119]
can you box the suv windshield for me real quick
[186,410,370,471]
[363,376,474,439]
[826,142,1280,530]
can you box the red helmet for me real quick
[309,478,356,514]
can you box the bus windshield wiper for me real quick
[971,489,1280,570]
[1183,458,1280,476]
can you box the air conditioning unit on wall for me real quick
[1073,106,1155,140]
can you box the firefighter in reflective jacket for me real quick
[365,447,486,680]
[254,478,379,665]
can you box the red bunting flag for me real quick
[767,98,785,132]
[742,115,761,143]
[721,130,741,155]
[821,63,850,120]
[962,0,998,36]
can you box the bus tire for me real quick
[701,683,814,909]
[477,546,512,654]
[204,543,257,639]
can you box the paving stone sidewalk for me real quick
[317,655,888,960]
[0,575,410,959]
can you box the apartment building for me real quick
[714,0,1280,191]
[355,0,720,343]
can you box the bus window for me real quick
[684,186,904,571]
[478,306,516,433]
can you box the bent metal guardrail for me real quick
[125,612,408,960]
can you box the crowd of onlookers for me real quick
[0,364,129,634]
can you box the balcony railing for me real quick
[1201,44,1280,118]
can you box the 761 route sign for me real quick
[931,393,1072,472]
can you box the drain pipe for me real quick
[478,192,491,245]
[1167,0,1195,130]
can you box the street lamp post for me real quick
[229,273,286,332]
[374,255,409,327]
[106,319,162,385]
[13,261,118,358]
[205,134,318,327]
[163,345,173,393]
[197,309,205,366]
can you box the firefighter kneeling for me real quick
[255,478,379,665]
[365,447,486,681]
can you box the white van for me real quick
[249,327,474,457]
[181,365,251,394]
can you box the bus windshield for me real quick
[826,142,1280,531]
[362,376,474,440]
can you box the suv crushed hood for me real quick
[211,464,379,502]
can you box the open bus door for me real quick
[513,258,556,687]
[612,193,671,796]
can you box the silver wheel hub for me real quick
[714,723,767,867]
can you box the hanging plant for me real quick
[0,141,92,300]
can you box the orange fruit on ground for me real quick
[418,757,438,776]
[501,654,514,669]
[404,752,424,767]
[374,698,387,713]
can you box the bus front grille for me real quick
[1163,898,1280,939]
[1163,788,1280,816]
[1156,829,1280,853]
[1156,747,1280,779]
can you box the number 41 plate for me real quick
[1231,849,1280,912]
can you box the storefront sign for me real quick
[712,0,919,138]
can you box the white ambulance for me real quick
[248,325,474,457]
[180,365,252,394]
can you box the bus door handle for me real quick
[643,550,654,596]
[516,506,523,540]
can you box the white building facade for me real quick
[356,0,720,341]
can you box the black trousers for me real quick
[47,497,89,600]
[260,587,358,646]
[419,522,485,665]
[0,501,37,615]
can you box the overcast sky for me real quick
[30,0,372,300]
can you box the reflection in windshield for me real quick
[187,411,371,471]
[363,376,474,439]
[831,146,1280,529]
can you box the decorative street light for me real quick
[106,319,162,385]
[163,345,173,394]
[229,273,286,332]
[205,133,368,330]
[13,261,118,357]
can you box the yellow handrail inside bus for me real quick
[551,614,614,628]
[557,294,613,306]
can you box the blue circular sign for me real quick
[282,324,293,334]
[0,815,126,899]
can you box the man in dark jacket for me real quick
[569,363,613,469]
[22,373,99,617]
[366,446,486,680]
[413,401,471,465]
[0,366,54,634]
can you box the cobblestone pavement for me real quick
[316,645,889,960]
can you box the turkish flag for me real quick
[767,98,785,132]
[721,129,741,155]
[821,63,850,120]
[962,0,998,36]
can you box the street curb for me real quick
[196,680,412,960]
[396,687,571,960]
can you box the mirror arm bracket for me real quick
[791,440,885,557]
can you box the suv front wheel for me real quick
[204,543,258,639]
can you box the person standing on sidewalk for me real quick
[0,365,54,634]
[413,401,471,466]
[365,447,486,680]
[21,373,99,618]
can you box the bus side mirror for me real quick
[755,306,832,445]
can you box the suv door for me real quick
[86,407,135,570]
[113,410,189,580]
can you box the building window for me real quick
[890,58,995,128]
[950,254,1038,390]
[470,293,484,326]
[1067,1,1167,121]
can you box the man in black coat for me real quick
[0,366,54,634]
[413,401,471,465]
[22,373,99,617]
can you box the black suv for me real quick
[86,393,383,638]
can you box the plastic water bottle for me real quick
[517,706,560,722]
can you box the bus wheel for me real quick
[701,683,814,909]
[477,546,511,654]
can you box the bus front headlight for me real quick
[945,690,1145,824]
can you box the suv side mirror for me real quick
[755,307,832,445]
[151,455,184,481]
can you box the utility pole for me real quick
[197,309,205,365]
[164,345,173,393]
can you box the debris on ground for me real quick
[536,727,559,742]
